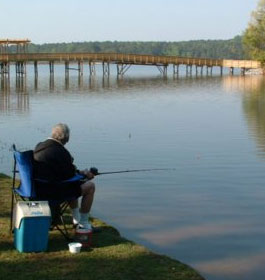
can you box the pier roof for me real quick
[0,39,31,45]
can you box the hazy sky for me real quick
[0,0,259,44]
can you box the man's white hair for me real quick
[51,123,70,144]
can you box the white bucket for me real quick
[68,242,82,253]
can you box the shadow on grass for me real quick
[0,229,129,255]
[0,212,11,218]
[0,247,204,280]
[47,224,128,253]
[0,240,14,252]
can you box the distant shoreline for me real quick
[7,36,244,60]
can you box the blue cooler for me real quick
[14,201,51,253]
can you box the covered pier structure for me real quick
[0,39,31,76]
[0,39,31,54]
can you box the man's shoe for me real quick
[77,222,92,231]
[76,223,102,233]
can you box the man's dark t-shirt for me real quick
[33,138,82,199]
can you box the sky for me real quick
[0,0,260,44]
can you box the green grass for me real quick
[0,173,205,280]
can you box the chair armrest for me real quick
[34,174,86,184]
[61,174,85,183]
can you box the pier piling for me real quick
[241,68,246,75]
[89,62,96,76]
[49,61,54,76]
[65,61,69,78]
[34,61,38,77]
[173,64,179,76]
[78,61,83,76]
[103,62,110,76]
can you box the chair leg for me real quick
[53,224,72,241]
[10,191,15,234]
[49,201,73,241]
[10,159,17,234]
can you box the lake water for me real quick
[1,64,265,280]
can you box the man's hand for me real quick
[81,168,95,180]
[90,167,99,175]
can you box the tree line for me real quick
[243,0,265,64]
[20,36,244,59]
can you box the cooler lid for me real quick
[14,201,51,229]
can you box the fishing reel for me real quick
[90,167,99,175]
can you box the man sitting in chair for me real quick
[33,123,95,231]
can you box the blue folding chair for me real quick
[10,144,84,240]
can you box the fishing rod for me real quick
[89,167,175,176]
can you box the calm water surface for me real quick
[1,65,265,280]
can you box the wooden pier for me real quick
[0,52,261,78]
[0,39,262,78]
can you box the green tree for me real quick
[243,0,265,62]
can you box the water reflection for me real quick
[15,76,27,93]
[34,76,38,90]
[0,74,225,114]
[2,74,265,151]
[196,253,265,279]
[225,75,265,158]
[2,74,265,159]
[140,222,252,245]
[0,76,29,114]
[49,75,54,91]
[5,73,225,93]
[102,76,110,88]
[223,75,264,93]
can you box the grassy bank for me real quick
[0,173,204,280]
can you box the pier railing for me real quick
[0,53,262,77]
[0,53,224,65]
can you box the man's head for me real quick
[51,123,70,145]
